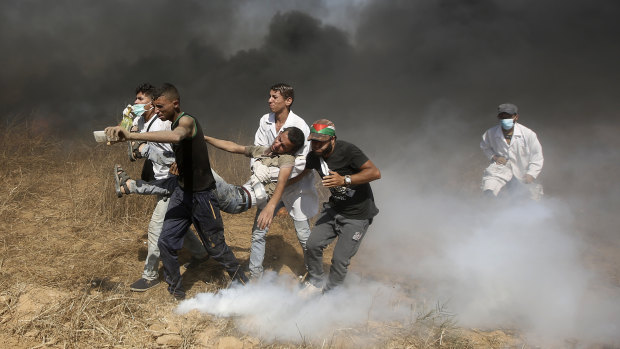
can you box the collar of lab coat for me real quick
[493,123,525,143]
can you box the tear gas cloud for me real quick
[3,0,619,346]
[177,273,422,346]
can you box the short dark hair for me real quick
[135,83,158,100]
[282,126,304,154]
[157,83,180,104]
[270,82,294,107]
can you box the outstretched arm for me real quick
[106,115,194,144]
[256,165,294,229]
[204,135,246,154]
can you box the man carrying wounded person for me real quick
[115,126,306,230]
[117,83,207,293]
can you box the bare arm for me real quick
[256,165,294,229]
[322,160,381,188]
[204,135,246,154]
[105,115,193,144]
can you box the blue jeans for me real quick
[130,171,251,214]
[248,203,311,277]
[158,187,246,298]
[141,194,207,281]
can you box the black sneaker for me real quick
[182,256,209,270]
[167,285,186,300]
[129,278,160,292]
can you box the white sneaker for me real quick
[298,281,323,298]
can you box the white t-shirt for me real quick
[133,114,173,180]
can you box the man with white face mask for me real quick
[123,83,207,292]
[480,103,544,199]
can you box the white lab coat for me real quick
[480,123,544,195]
[253,111,319,220]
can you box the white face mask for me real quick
[500,118,515,130]
[131,103,153,117]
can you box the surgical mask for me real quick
[131,103,152,118]
[500,118,515,130]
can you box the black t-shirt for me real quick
[305,140,379,219]
[171,113,216,192]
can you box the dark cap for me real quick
[498,103,518,115]
[308,119,336,141]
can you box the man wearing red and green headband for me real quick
[294,119,381,296]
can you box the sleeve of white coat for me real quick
[480,131,495,160]
[526,132,544,178]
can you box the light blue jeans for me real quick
[129,171,250,214]
[249,204,311,277]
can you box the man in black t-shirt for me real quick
[106,83,247,300]
[292,119,381,295]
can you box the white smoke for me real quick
[176,272,428,346]
[358,165,620,346]
[176,146,619,347]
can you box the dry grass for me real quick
[0,121,519,348]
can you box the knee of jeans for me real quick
[251,231,266,243]
[305,238,321,251]
[331,256,351,269]
[157,237,174,251]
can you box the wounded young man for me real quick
[115,126,305,230]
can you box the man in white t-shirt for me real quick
[249,83,319,279]
[119,83,207,292]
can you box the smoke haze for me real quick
[3,0,618,346]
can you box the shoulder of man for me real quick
[483,125,502,138]
[278,153,296,166]
[515,123,535,134]
[335,139,357,151]
[260,113,275,125]
[247,145,269,158]
[286,111,310,130]
[149,117,171,131]
[336,140,370,164]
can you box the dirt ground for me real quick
[1,125,615,348]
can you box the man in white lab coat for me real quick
[480,103,544,199]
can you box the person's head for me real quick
[497,103,519,130]
[308,119,337,157]
[154,83,181,121]
[133,83,158,118]
[268,83,294,114]
[270,127,305,155]
[135,83,158,103]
